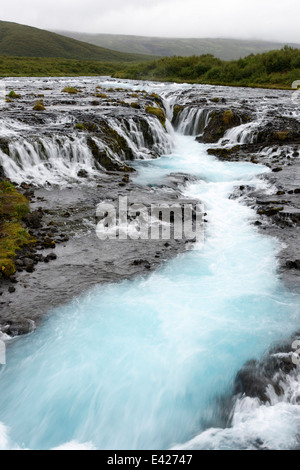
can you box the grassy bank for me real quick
[1,47,300,89]
[0,56,127,77]
[113,46,300,90]
[0,181,34,278]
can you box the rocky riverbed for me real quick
[0,77,300,450]
[0,78,299,336]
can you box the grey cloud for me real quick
[1,0,299,43]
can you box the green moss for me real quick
[93,93,107,98]
[173,105,184,120]
[274,131,289,141]
[222,110,234,125]
[62,86,81,94]
[33,100,45,111]
[130,102,140,109]
[0,182,35,279]
[145,106,166,127]
[0,181,30,219]
[7,90,20,99]
[75,123,85,130]
[33,100,46,111]
[0,257,15,277]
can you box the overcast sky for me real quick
[1,0,300,43]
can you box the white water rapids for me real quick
[0,78,299,450]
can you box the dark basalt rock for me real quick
[23,210,43,229]
[0,138,10,156]
[0,164,5,181]
[86,136,134,173]
[196,109,251,143]
[286,260,300,270]
[233,339,299,404]
[256,117,300,145]
[77,169,89,178]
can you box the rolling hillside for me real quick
[56,32,300,61]
[0,21,158,62]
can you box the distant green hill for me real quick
[56,32,300,61]
[0,21,158,63]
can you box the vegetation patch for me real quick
[7,90,20,99]
[113,46,300,90]
[33,100,46,111]
[0,181,35,278]
[222,110,235,125]
[145,106,166,127]
[274,131,290,141]
[62,86,81,94]
[130,102,140,109]
[75,123,85,130]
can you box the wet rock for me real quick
[77,169,89,178]
[196,109,251,144]
[46,253,57,261]
[26,266,35,273]
[286,260,300,270]
[132,259,149,266]
[8,286,16,294]
[22,258,34,266]
[0,164,5,181]
[23,210,43,229]
[272,167,283,172]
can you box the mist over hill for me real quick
[55,31,300,61]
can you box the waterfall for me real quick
[221,121,259,145]
[175,108,211,136]
[0,136,98,186]
[0,115,173,185]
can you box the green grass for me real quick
[0,56,126,77]
[0,20,158,63]
[0,181,35,278]
[114,47,300,89]
[1,47,300,90]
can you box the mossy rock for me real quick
[0,258,16,278]
[33,100,46,111]
[130,102,140,109]
[0,181,30,219]
[145,106,166,127]
[62,87,81,94]
[257,206,284,216]
[199,109,250,143]
[274,131,289,141]
[7,90,21,99]
[223,110,235,125]
[172,105,185,127]
[86,135,135,172]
